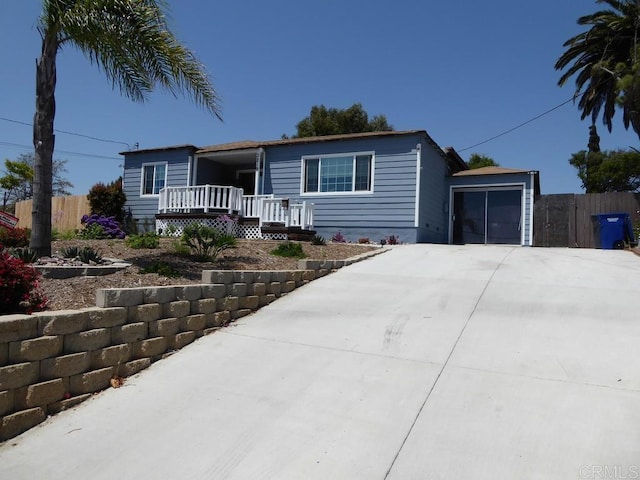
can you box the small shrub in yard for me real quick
[9,247,39,263]
[358,237,370,244]
[0,248,48,314]
[331,231,347,243]
[311,234,326,246]
[271,241,306,259]
[77,247,103,264]
[181,223,236,261]
[0,226,30,248]
[126,232,160,249]
[381,234,400,246]
[140,261,180,277]
[79,214,126,239]
[60,246,79,258]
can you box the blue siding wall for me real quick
[448,173,535,246]
[263,135,423,242]
[416,139,449,243]
[123,148,192,225]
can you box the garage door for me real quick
[452,188,523,245]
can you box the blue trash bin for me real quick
[591,213,636,249]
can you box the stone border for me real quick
[0,248,386,442]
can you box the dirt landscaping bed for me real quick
[40,238,378,311]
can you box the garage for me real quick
[448,167,540,246]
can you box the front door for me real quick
[452,189,522,245]
[236,170,255,195]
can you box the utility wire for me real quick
[0,116,130,147]
[458,95,579,152]
[0,140,121,160]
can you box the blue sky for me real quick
[1,0,639,195]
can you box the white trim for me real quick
[414,143,421,227]
[300,150,375,196]
[260,149,266,196]
[187,155,193,186]
[448,182,527,245]
[140,161,168,197]
[528,171,535,246]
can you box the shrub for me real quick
[52,228,77,240]
[358,237,370,244]
[77,247,103,264]
[79,214,126,239]
[271,241,306,259]
[9,247,39,263]
[0,248,48,314]
[386,234,400,245]
[311,234,326,246]
[60,246,79,258]
[87,178,127,224]
[331,231,347,243]
[0,226,30,248]
[181,223,236,261]
[126,232,160,249]
[140,261,180,277]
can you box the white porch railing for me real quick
[158,185,243,214]
[260,198,314,229]
[158,186,314,229]
[242,194,274,218]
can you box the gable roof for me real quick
[452,166,533,176]
[196,130,428,154]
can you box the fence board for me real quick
[13,195,90,231]
[534,192,640,248]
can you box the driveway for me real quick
[2,245,639,479]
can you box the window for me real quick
[141,163,167,196]
[303,153,373,194]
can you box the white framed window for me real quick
[302,152,374,194]
[141,162,167,196]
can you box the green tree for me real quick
[466,153,499,169]
[293,103,393,137]
[555,0,640,137]
[31,0,222,257]
[0,159,34,210]
[569,148,640,192]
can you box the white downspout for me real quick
[187,155,193,186]
[259,148,266,195]
[255,148,264,195]
[414,143,422,228]
[528,171,535,246]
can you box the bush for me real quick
[140,261,180,277]
[0,248,48,314]
[9,247,39,263]
[331,231,347,243]
[87,178,127,224]
[271,241,306,259]
[311,234,326,246]
[77,247,103,264]
[79,214,126,239]
[358,237,370,244]
[0,226,30,248]
[181,223,236,261]
[60,246,80,259]
[126,232,160,249]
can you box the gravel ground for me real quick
[39,238,378,311]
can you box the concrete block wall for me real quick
[0,249,385,442]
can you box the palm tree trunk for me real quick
[31,33,58,257]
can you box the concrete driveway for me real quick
[2,245,640,479]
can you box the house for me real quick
[121,130,540,245]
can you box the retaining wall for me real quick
[0,250,384,441]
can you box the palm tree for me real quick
[31,0,221,256]
[555,0,640,138]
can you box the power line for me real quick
[0,116,130,147]
[457,95,580,152]
[0,141,121,160]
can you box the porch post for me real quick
[204,184,210,213]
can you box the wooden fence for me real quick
[534,192,640,248]
[13,195,91,231]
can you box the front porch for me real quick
[156,185,315,240]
